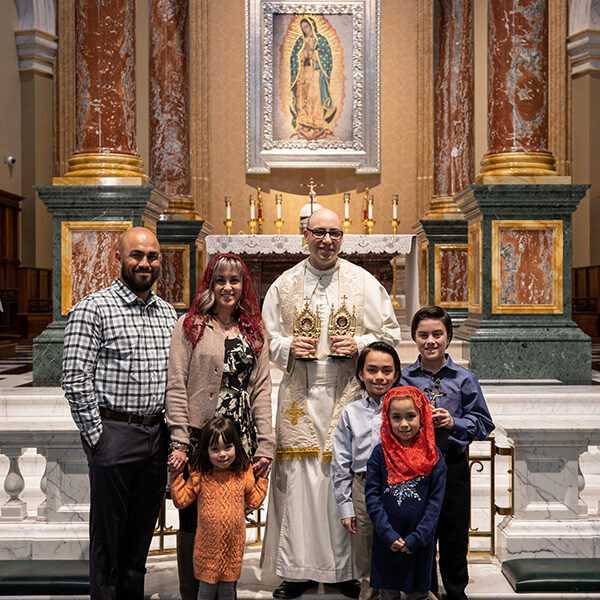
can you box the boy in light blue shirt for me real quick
[332,341,401,600]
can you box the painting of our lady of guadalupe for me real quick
[277,14,346,141]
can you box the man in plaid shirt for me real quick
[62,227,177,600]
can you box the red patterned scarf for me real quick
[183,253,265,357]
[380,386,439,484]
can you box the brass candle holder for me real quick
[248,194,258,235]
[224,196,233,235]
[274,194,284,234]
[361,187,370,233]
[342,192,351,234]
[365,195,375,234]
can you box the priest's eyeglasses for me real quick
[307,228,343,240]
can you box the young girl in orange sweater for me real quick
[170,416,269,600]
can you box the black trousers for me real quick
[82,417,167,600]
[430,451,470,600]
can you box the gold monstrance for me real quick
[293,299,321,361]
[328,296,356,359]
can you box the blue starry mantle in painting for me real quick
[385,476,423,507]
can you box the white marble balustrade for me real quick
[0,388,89,559]
[482,385,600,561]
[1,384,600,564]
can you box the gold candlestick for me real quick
[365,195,375,234]
[342,193,351,233]
[274,194,284,234]
[224,196,233,234]
[248,194,257,235]
[256,185,264,233]
[361,187,370,233]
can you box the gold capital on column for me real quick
[54,153,148,185]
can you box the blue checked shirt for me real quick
[62,278,177,447]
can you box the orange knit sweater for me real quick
[170,466,268,583]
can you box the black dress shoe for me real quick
[333,580,361,599]
[273,580,318,599]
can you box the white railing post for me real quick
[0,446,27,520]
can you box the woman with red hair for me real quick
[166,253,274,600]
[365,386,446,600]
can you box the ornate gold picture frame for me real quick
[246,0,380,173]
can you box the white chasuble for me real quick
[260,258,400,582]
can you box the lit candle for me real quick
[343,193,350,219]
[276,194,282,219]
[392,194,398,220]
[225,196,231,220]
[250,195,255,220]
[368,196,373,220]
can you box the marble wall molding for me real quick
[14,29,58,75]
[434,243,469,307]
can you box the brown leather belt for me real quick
[99,406,162,426]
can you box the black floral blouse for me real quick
[214,334,258,457]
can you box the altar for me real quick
[205,234,419,324]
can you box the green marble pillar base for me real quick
[458,318,590,383]
[32,185,170,386]
[33,321,67,386]
[413,218,468,328]
[455,183,591,384]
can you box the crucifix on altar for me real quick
[299,177,324,233]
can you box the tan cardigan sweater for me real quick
[165,315,275,459]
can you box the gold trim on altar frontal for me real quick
[276,447,321,460]
[434,244,468,308]
[424,197,464,220]
[61,220,132,315]
[491,219,563,315]
[57,152,149,184]
[477,151,562,180]
[159,245,191,309]
[163,197,199,221]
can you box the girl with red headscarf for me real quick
[165,253,274,600]
[365,386,446,600]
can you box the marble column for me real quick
[453,1,591,383]
[414,0,472,326]
[149,0,210,311]
[479,0,564,180]
[33,1,173,385]
[56,0,147,183]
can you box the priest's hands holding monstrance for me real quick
[292,296,358,360]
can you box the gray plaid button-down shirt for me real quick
[62,278,177,446]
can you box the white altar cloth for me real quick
[205,234,419,323]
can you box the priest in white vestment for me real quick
[260,209,401,599]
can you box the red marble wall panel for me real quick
[439,247,468,303]
[70,231,121,306]
[149,0,191,197]
[433,0,474,196]
[157,248,185,306]
[500,228,554,305]
[75,0,137,154]
[487,0,549,154]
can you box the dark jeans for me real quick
[82,417,167,600]
[431,450,470,600]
